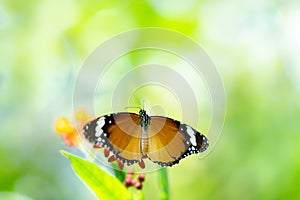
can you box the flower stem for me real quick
[158,168,169,200]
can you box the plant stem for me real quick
[158,168,169,200]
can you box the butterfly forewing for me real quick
[83,113,143,165]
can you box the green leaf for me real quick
[61,151,133,200]
[111,162,126,183]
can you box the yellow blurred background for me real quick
[1,0,300,199]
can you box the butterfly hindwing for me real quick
[147,116,209,167]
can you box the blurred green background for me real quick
[1,0,300,199]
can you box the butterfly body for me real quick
[83,109,209,167]
[139,109,150,155]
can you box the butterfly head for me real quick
[139,109,150,127]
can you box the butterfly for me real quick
[83,109,209,167]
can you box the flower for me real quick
[54,117,79,146]
[124,169,146,190]
[54,109,91,147]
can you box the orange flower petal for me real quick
[54,117,75,134]
[73,109,90,123]
[62,132,79,147]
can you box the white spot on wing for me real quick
[186,126,197,146]
[95,117,105,137]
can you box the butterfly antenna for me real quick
[124,106,142,111]
[142,99,145,110]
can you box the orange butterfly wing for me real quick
[83,111,209,167]
[84,113,143,165]
[147,116,208,166]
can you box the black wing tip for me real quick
[200,136,209,152]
